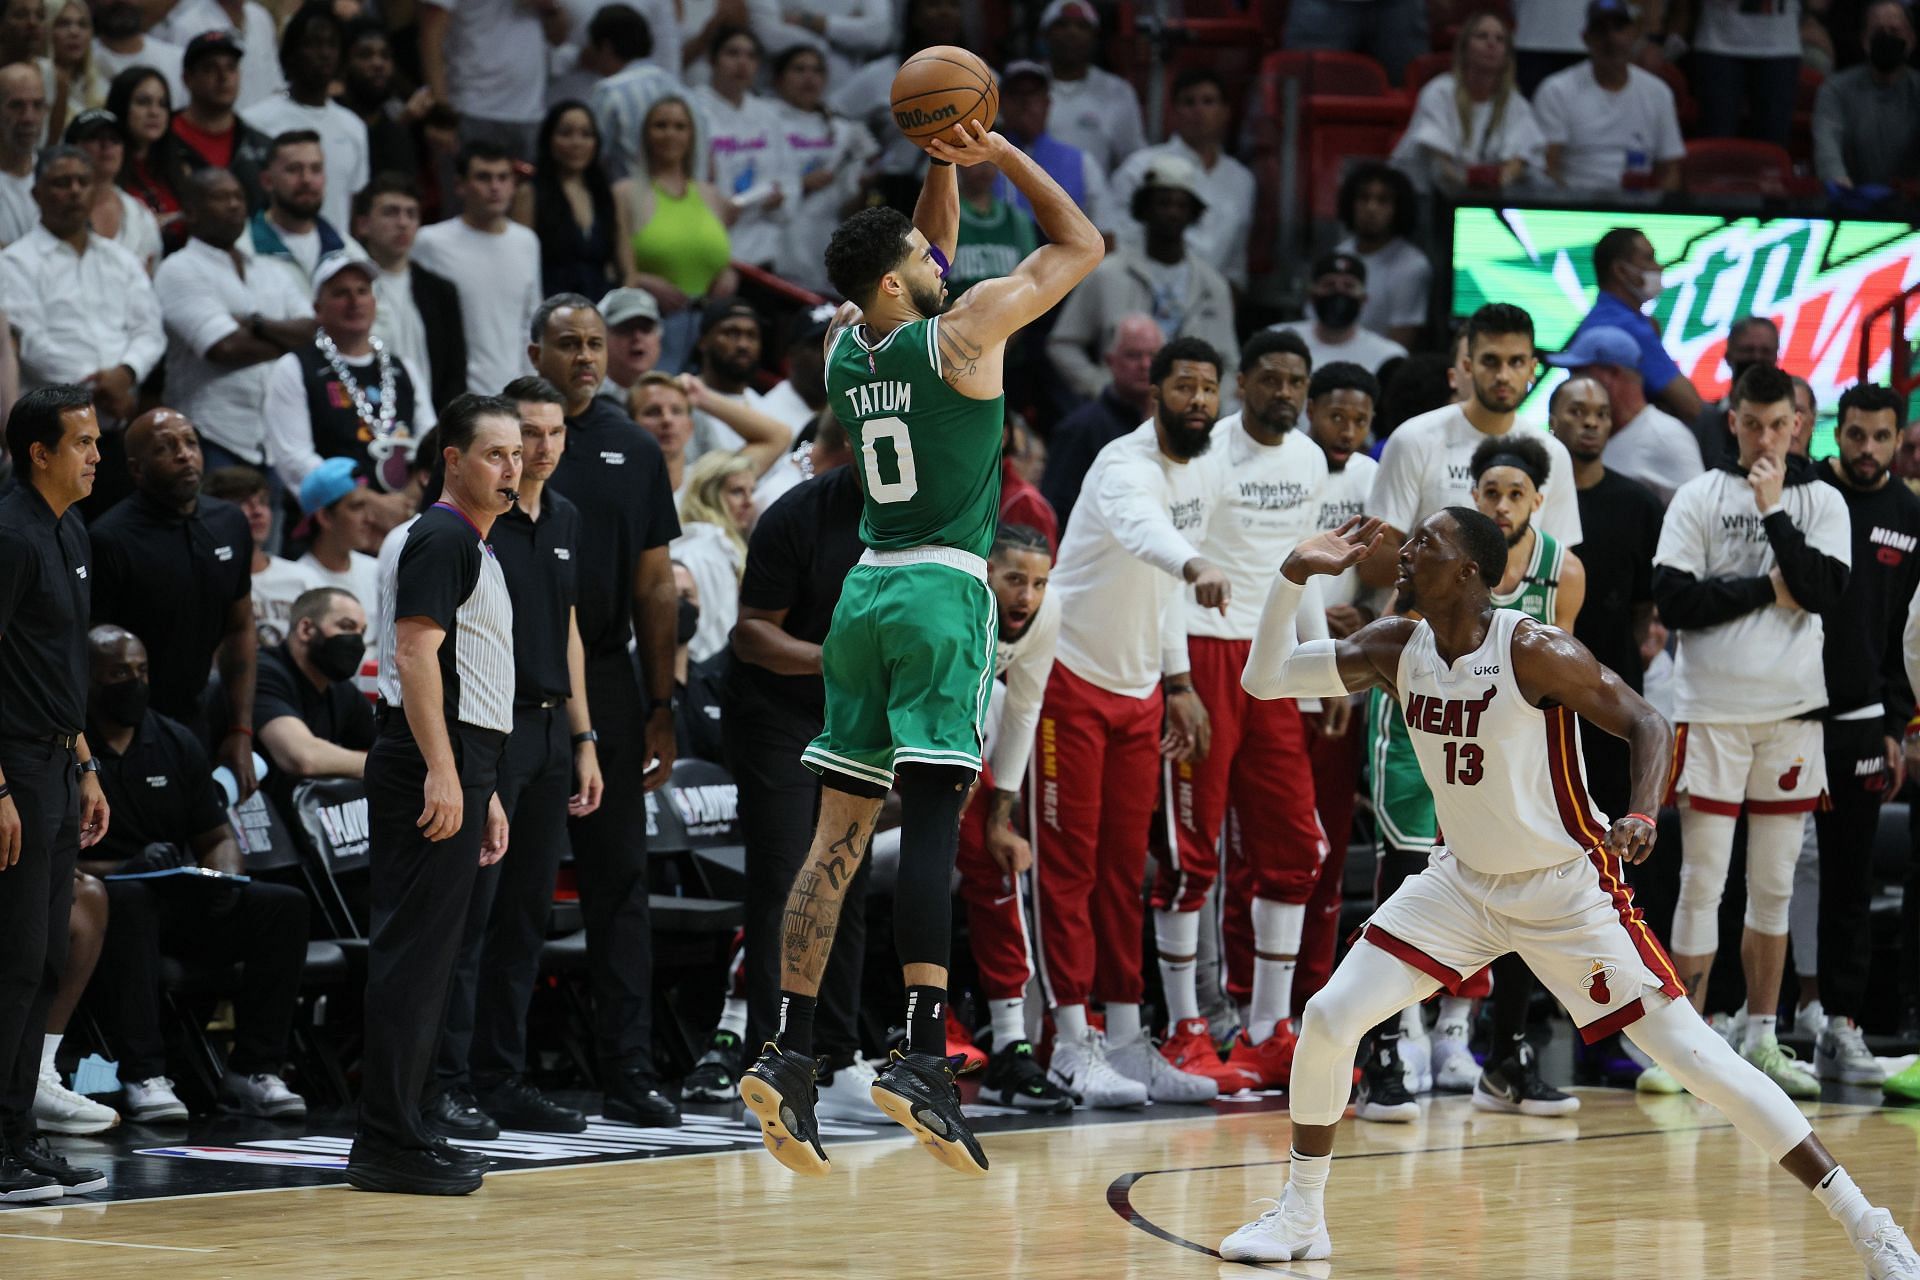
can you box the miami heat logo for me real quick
[1580,960,1618,1005]
[1778,759,1804,791]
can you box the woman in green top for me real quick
[613,94,738,371]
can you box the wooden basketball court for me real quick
[1,1089,1913,1278]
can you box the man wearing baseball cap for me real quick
[292,455,383,647]
[596,286,662,407]
[1268,252,1406,377]
[1548,324,1702,505]
[172,31,274,207]
[1040,0,1145,172]
[1534,0,1686,197]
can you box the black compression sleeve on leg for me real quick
[892,764,973,969]
[1490,952,1534,1056]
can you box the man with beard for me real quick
[1548,324,1701,507]
[1805,385,1920,1092]
[1146,329,1329,1094]
[244,131,359,291]
[172,33,274,214]
[1034,335,1229,1109]
[1355,302,1581,1114]
[334,22,421,183]
[243,3,369,234]
[155,0,285,112]
[252,585,375,820]
[688,299,769,461]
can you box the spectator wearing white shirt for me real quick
[1109,69,1253,291]
[1333,164,1431,351]
[1688,0,1802,145]
[0,62,44,246]
[411,140,542,394]
[155,168,317,475]
[549,0,680,103]
[1391,11,1547,194]
[243,129,360,296]
[0,145,161,423]
[584,4,684,182]
[419,0,569,161]
[66,109,161,274]
[351,172,468,415]
[756,0,891,87]
[292,455,384,644]
[1039,0,1144,173]
[827,0,968,182]
[997,60,1115,236]
[691,26,787,269]
[1547,323,1702,507]
[1270,251,1408,378]
[152,0,285,110]
[92,3,186,104]
[1534,0,1685,196]
[770,46,877,296]
[678,0,780,84]
[244,4,370,234]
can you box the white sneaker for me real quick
[122,1076,188,1122]
[1047,1029,1147,1108]
[1107,1033,1219,1104]
[1709,1009,1745,1048]
[1816,1019,1887,1086]
[1796,999,1827,1041]
[1400,1031,1432,1094]
[222,1071,307,1119]
[32,1064,118,1135]
[813,1057,885,1122]
[1219,1185,1332,1263]
[1635,1063,1685,1095]
[1745,1036,1820,1100]
[1430,1019,1478,1093]
[1854,1207,1920,1280]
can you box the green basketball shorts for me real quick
[1368,686,1437,854]
[802,551,998,790]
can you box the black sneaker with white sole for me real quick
[1355,1040,1420,1123]
[977,1040,1073,1113]
[869,1050,988,1175]
[740,1044,830,1176]
[0,1151,59,1203]
[1472,1040,1581,1117]
[682,1030,747,1103]
[11,1134,107,1195]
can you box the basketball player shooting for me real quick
[739,108,1103,1177]
[1218,510,1920,1279]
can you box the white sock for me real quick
[1054,1003,1089,1042]
[989,997,1026,1049]
[1437,996,1472,1028]
[1813,1166,1872,1234]
[1401,1004,1425,1039]
[1249,899,1305,1042]
[1238,1001,1252,1030]
[1154,908,1203,1030]
[1287,1147,1332,1214]
[1745,1013,1777,1053]
[40,1032,60,1073]
[716,997,747,1039]
[1105,1002,1142,1048]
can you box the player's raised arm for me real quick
[928,121,1104,350]
[1242,517,1409,701]
[911,153,959,264]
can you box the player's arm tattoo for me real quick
[779,819,872,987]
[938,321,985,384]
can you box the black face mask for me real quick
[676,598,700,646]
[312,631,367,683]
[1311,293,1362,331]
[1726,360,1758,394]
[94,678,149,728]
[1870,31,1911,73]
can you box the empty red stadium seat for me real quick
[1404,51,1454,98]
[1259,49,1393,98]
[1683,138,1794,196]
[1790,65,1823,165]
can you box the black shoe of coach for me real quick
[430,1140,492,1177]
[345,1140,484,1196]
[421,1088,501,1141]
[602,1068,681,1128]
[477,1076,589,1134]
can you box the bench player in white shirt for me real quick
[1217,510,1920,1280]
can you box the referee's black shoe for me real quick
[345,1139,484,1196]
[477,1075,588,1134]
[430,1140,491,1177]
[740,1043,830,1176]
[602,1068,681,1127]
[422,1087,500,1140]
[9,1134,106,1195]
[870,1049,989,1176]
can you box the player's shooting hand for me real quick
[1604,812,1657,865]
[1284,517,1388,585]
[924,119,1006,167]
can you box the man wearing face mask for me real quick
[1268,252,1406,379]
[669,561,725,763]
[1569,226,1704,424]
[1814,0,1920,192]
[251,586,376,821]
[1692,315,1779,471]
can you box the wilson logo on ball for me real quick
[894,104,960,129]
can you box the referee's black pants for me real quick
[569,653,656,1076]
[723,691,868,1060]
[1814,717,1887,1024]
[0,739,76,1137]
[358,714,505,1151]
[435,703,572,1093]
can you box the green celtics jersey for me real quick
[826,315,1004,559]
[1489,529,1564,624]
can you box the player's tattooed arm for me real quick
[937,318,986,385]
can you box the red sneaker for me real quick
[1219,1021,1299,1092]
[1160,1017,1242,1087]
[946,1016,988,1074]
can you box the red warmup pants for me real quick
[1150,638,1327,918]
[955,765,1035,1002]
[1033,663,1162,1008]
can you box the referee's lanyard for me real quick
[432,501,495,557]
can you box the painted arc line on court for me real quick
[0,1231,219,1253]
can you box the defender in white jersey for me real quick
[1219,510,1920,1280]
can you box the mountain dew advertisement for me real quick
[1451,207,1920,451]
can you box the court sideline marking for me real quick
[0,1232,218,1253]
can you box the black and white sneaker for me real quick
[870,1050,988,1175]
[682,1030,747,1103]
[1355,1040,1419,1123]
[11,1134,107,1195]
[977,1040,1074,1113]
[740,1044,830,1176]
[1472,1040,1581,1116]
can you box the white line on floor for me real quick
[0,1231,218,1253]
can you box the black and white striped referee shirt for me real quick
[374,504,515,734]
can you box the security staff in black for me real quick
[345,395,521,1198]
[1811,383,1920,1079]
[429,377,600,1139]
[692,422,865,1103]
[89,409,259,798]
[0,385,113,1201]
[532,295,682,1126]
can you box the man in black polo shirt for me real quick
[347,395,520,1197]
[83,626,311,1123]
[0,384,112,1201]
[253,586,376,819]
[682,418,863,1106]
[530,293,682,1127]
[89,408,259,800]
[429,376,599,1139]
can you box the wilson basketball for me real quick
[890,46,998,145]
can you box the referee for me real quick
[346,395,521,1198]
[0,385,112,1200]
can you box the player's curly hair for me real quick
[1468,432,1551,487]
[826,207,916,308]
[1444,506,1510,589]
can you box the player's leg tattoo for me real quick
[781,812,876,990]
